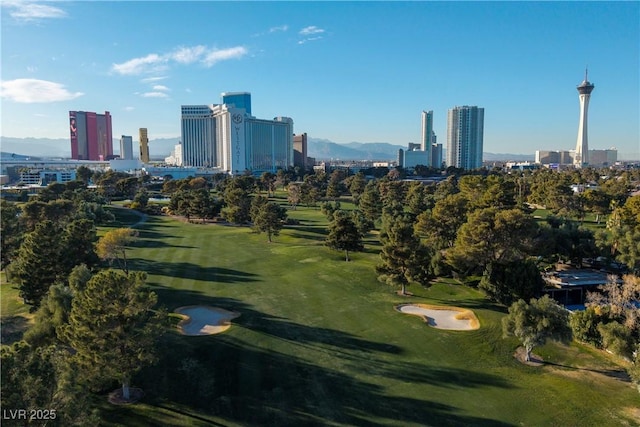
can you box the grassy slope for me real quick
[101,202,638,426]
[2,203,637,425]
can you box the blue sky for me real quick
[1,1,639,159]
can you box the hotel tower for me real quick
[574,70,595,168]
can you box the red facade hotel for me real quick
[69,111,113,160]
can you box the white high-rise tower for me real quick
[420,110,434,167]
[574,70,595,168]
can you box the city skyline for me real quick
[1,1,639,160]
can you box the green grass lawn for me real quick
[97,203,638,426]
[0,272,34,344]
[3,202,638,426]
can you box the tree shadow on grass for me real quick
[0,315,30,344]
[542,361,632,382]
[130,259,258,284]
[138,290,516,426]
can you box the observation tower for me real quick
[574,70,595,168]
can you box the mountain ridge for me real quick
[0,136,535,162]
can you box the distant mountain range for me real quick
[0,136,534,162]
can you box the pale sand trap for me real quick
[175,306,241,336]
[396,304,480,330]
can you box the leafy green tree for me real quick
[37,182,66,202]
[1,341,58,415]
[287,183,301,209]
[326,210,364,261]
[60,270,166,401]
[502,295,572,362]
[326,169,347,200]
[76,165,93,185]
[583,189,611,224]
[96,228,137,274]
[260,171,277,197]
[190,188,216,223]
[132,188,150,210]
[569,306,603,347]
[376,215,432,295]
[479,259,544,306]
[62,219,99,272]
[351,209,374,236]
[405,181,431,217]
[253,201,288,242]
[222,182,252,224]
[276,168,291,191]
[447,207,537,275]
[598,321,634,359]
[415,193,468,249]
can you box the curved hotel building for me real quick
[181,93,293,174]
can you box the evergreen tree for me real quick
[326,210,364,261]
[359,180,383,226]
[1,200,24,269]
[13,221,63,308]
[348,172,367,206]
[376,215,432,295]
[253,201,288,242]
[60,270,166,401]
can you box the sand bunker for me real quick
[396,304,479,331]
[175,306,240,336]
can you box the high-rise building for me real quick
[431,143,443,169]
[574,70,595,168]
[420,110,434,167]
[181,93,293,174]
[119,135,133,160]
[446,106,484,170]
[181,105,217,168]
[221,92,252,115]
[69,111,113,160]
[294,133,308,169]
[139,128,149,163]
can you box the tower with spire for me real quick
[574,69,595,168]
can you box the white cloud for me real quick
[1,79,83,103]
[299,26,325,35]
[124,106,135,111]
[152,85,170,91]
[141,76,168,83]
[111,53,166,75]
[112,45,248,75]
[141,92,169,98]
[170,45,207,64]
[298,36,323,45]
[202,47,248,67]
[270,25,288,33]
[3,1,67,21]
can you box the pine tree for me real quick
[13,221,64,308]
[60,270,166,401]
[376,215,432,295]
[253,201,288,242]
[359,181,383,226]
[326,210,364,261]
